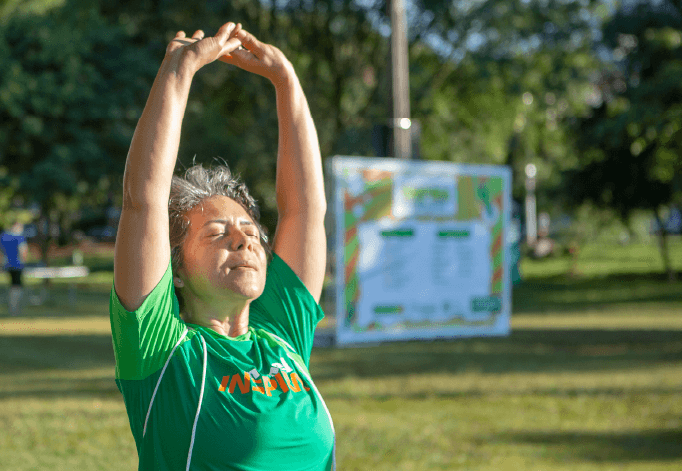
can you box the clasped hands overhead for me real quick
[166,21,294,86]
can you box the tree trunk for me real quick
[653,211,676,282]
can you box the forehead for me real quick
[186,196,254,226]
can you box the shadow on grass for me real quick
[513,272,682,314]
[0,376,121,400]
[0,334,115,373]
[321,385,682,401]
[0,334,120,400]
[311,329,682,380]
[2,328,681,399]
[491,428,682,462]
[0,285,110,318]
[2,328,681,379]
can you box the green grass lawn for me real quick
[0,239,681,470]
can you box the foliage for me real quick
[0,1,157,244]
[0,0,65,21]
[2,0,680,247]
[85,0,396,231]
[404,0,607,201]
[559,1,682,278]
[0,167,33,229]
[565,0,682,217]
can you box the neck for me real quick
[183,296,251,338]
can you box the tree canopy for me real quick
[0,0,679,272]
[0,2,156,243]
[565,0,682,218]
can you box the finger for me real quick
[234,29,262,56]
[224,37,243,53]
[191,30,204,40]
[229,23,242,39]
[172,38,196,47]
[218,37,248,63]
[167,31,187,53]
[215,22,236,42]
[220,47,259,67]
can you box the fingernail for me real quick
[228,24,235,34]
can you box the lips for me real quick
[231,260,256,270]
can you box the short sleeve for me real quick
[249,253,324,367]
[109,261,186,380]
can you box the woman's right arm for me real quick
[114,24,242,312]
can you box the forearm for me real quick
[122,58,195,210]
[274,69,326,219]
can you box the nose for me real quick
[229,229,253,252]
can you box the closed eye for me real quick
[209,231,258,240]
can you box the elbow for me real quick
[311,194,327,219]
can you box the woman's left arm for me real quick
[225,30,326,301]
[271,72,326,301]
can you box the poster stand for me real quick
[329,156,512,346]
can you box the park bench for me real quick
[24,266,90,306]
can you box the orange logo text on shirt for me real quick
[218,370,310,397]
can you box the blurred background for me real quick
[0,0,680,469]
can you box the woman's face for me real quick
[176,195,267,304]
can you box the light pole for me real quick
[390,0,412,160]
[525,163,537,246]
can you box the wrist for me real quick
[271,62,298,91]
[160,51,198,83]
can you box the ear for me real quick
[173,276,185,288]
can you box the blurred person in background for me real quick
[1,221,28,316]
[110,21,333,470]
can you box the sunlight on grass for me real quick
[0,316,112,336]
[0,396,137,471]
[521,237,682,279]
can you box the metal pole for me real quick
[390,0,412,160]
[525,164,537,246]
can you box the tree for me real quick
[0,2,157,262]
[0,168,33,229]
[1,0,627,256]
[403,0,605,206]
[564,0,682,280]
[89,0,395,233]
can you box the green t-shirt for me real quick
[110,253,335,470]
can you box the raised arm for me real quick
[114,24,243,311]
[272,70,326,302]
[224,30,327,301]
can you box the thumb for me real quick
[224,37,243,52]
[215,22,237,43]
[217,38,244,62]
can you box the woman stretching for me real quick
[110,22,334,470]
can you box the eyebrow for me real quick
[202,219,254,228]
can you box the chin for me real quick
[220,275,266,300]
[230,285,265,300]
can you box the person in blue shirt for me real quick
[1,221,28,316]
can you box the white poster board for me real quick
[331,156,512,345]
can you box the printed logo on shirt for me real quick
[218,357,310,396]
